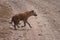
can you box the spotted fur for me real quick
[10,10,37,30]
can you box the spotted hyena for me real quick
[10,10,37,30]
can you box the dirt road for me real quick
[0,0,60,40]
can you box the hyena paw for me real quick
[14,29,17,30]
[21,26,25,28]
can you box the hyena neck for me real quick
[26,12,33,18]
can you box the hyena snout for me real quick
[32,12,37,16]
[31,10,37,16]
[33,13,37,16]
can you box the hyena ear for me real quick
[31,10,34,12]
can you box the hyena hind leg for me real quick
[17,24,20,28]
[14,25,17,30]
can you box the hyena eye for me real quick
[31,10,34,12]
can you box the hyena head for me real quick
[30,10,37,16]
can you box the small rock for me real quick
[38,34,42,36]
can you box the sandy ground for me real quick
[0,0,60,40]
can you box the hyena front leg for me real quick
[14,24,17,30]
[26,21,32,28]
[21,20,26,27]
